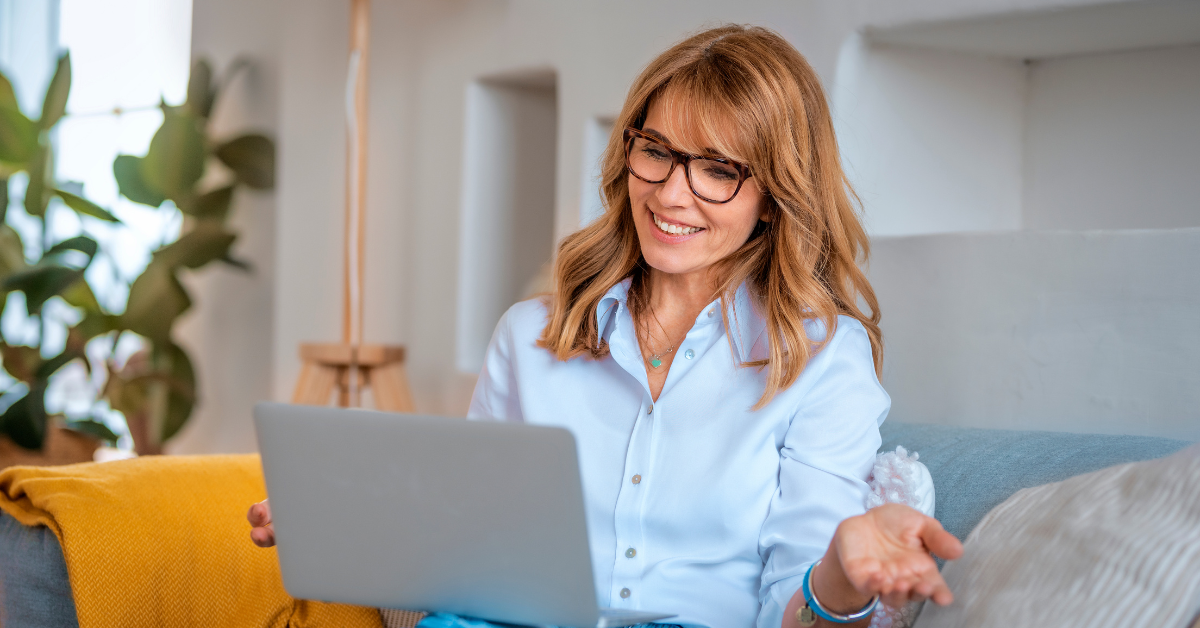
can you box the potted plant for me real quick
[0,54,274,465]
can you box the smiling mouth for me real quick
[652,212,704,236]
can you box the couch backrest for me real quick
[879,421,1190,540]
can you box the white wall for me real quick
[833,34,1026,236]
[579,116,614,227]
[1023,44,1200,230]
[870,228,1200,441]
[457,76,557,373]
[184,0,1200,451]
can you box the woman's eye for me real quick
[702,165,738,181]
[641,145,672,161]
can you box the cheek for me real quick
[720,202,765,240]
[628,177,652,208]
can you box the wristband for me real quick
[796,560,879,626]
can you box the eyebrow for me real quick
[641,127,725,159]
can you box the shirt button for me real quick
[707,308,715,317]
[647,404,653,414]
[684,349,694,360]
[620,587,631,599]
[631,474,641,484]
[625,547,636,558]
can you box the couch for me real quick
[0,422,1189,628]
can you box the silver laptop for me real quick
[254,402,675,628]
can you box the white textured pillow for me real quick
[868,446,937,628]
[919,443,1200,628]
[869,446,936,517]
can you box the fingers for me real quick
[247,499,272,526]
[842,538,954,607]
[247,499,276,548]
[250,524,276,548]
[920,519,964,561]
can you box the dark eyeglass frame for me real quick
[623,127,753,204]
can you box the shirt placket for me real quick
[609,398,654,607]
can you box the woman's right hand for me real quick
[247,499,276,547]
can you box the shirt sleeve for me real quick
[756,320,889,628]
[467,305,526,422]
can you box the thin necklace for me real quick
[642,306,675,369]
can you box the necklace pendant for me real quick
[650,358,662,368]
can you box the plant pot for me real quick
[0,425,102,470]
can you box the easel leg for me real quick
[292,363,338,406]
[371,362,415,413]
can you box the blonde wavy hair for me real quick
[539,24,882,407]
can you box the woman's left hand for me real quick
[830,503,963,608]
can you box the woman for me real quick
[251,24,961,628]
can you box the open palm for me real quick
[833,503,963,608]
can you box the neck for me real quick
[645,267,719,322]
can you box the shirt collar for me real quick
[594,278,767,362]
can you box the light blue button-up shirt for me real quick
[468,279,888,628]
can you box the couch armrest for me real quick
[0,511,78,627]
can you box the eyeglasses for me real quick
[623,127,752,204]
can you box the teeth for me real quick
[653,213,702,236]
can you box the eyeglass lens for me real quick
[627,136,742,202]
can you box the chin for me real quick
[639,249,703,276]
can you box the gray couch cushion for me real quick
[879,422,1190,540]
[0,512,79,627]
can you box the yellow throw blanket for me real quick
[0,454,384,628]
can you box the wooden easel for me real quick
[291,0,415,418]
[289,8,427,626]
[291,343,414,411]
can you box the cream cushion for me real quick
[919,443,1200,628]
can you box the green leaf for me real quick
[0,381,48,450]
[186,59,215,119]
[0,224,24,280]
[70,311,119,344]
[63,418,119,446]
[113,154,166,207]
[120,260,190,341]
[35,348,81,380]
[182,185,233,221]
[219,254,253,272]
[159,342,196,442]
[0,343,42,382]
[141,112,206,201]
[214,134,274,189]
[155,223,237,269]
[3,265,85,315]
[0,72,17,110]
[61,276,102,313]
[56,189,120,222]
[23,145,48,216]
[39,54,71,130]
[44,234,99,260]
[0,105,38,164]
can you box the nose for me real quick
[656,162,693,208]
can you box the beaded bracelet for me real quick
[795,560,879,626]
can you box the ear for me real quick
[758,197,774,223]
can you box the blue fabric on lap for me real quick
[0,511,79,627]
[879,422,1190,540]
[415,613,698,628]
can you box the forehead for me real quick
[642,87,750,160]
